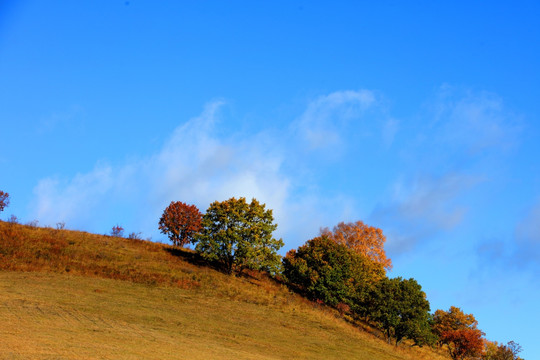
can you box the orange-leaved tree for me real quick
[433,306,478,342]
[159,201,202,247]
[0,190,9,213]
[321,220,392,271]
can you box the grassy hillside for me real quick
[0,221,449,359]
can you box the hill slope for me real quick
[0,221,448,359]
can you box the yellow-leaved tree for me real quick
[321,220,392,272]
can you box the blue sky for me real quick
[1,1,539,358]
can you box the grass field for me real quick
[0,221,449,359]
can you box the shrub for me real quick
[0,191,9,213]
[110,225,124,237]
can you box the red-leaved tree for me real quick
[0,191,9,213]
[442,328,484,360]
[159,201,202,247]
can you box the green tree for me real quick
[195,197,283,274]
[366,277,433,346]
[282,236,382,313]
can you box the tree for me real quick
[321,220,392,271]
[433,306,478,337]
[159,201,202,247]
[195,197,283,274]
[433,306,485,360]
[442,328,484,360]
[0,191,9,213]
[366,277,433,346]
[433,306,479,347]
[282,236,382,313]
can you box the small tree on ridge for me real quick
[0,191,9,213]
[159,201,202,247]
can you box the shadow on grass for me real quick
[164,247,226,273]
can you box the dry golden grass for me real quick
[0,221,449,359]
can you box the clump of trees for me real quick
[282,220,523,358]
[283,222,433,347]
[283,236,381,314]
[157,199,524,358]
[159,197,283,275]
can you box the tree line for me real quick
[157,197,524,360]
[0,191,524,360]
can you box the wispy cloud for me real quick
[30,95,373,246]
[292,90,376,150]
[477,200,540,277]
[372,86,521,255]
[372,173,482,253]
[430,86,521,156]
[31,101,292,240]
[29,87,522,254]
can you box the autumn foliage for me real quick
[433,306,486,359]
[110,225,124,237]
[195,197,283,274]
[432,306,479,341]
[0,190,9,212]
[442,328,484,360]
[321,220,392,271]
[159,201,202,247]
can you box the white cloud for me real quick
[30,98,360,246]
[292,90,376,149]
[32,164,115,228]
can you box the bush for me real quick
[0,190,10,213]
[110,225,124,237]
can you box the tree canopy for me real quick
[433,306,485,360]
[282,235,382,313]
[366,277,433,346]
[321,220,392,271]
[195,197,283,274]
[159,201,203,247]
